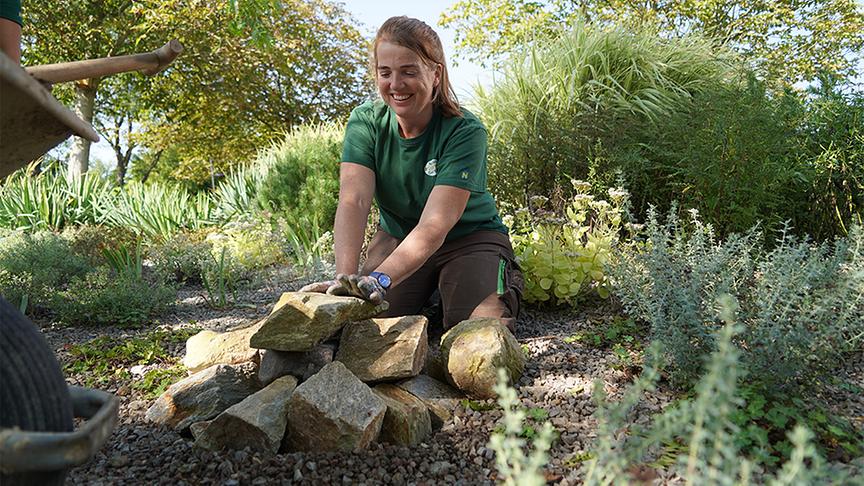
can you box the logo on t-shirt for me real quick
[424,159,437,176]
[460,170,469,180]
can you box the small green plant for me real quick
[488,368,557,486]
[583,300,843,484]
[131,365,187,399]
[461,399,498,412]
[508,182,628,306]
[147,230,212,285]
[201,246,239,309]
[54,268,175,326]
[63,328,198,392]
[102,240,144,280]
[0,230,92,315]
[205,217,285,270]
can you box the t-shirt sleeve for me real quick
[341,106,375,170]
[434,123,488,193]
[0,0,22,26]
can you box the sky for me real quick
[89,0,485,166]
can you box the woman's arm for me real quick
[373,184,470,287]
[333,162,376,275]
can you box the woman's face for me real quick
[375,40,440,123]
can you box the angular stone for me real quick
[183,322,263,374]
[284,361,385,452]
[422,347,448,383]
[250,292,388,352]
[192,375,298,453]
[396,374,463,429]
[372,384,432,446]
[145,363,260,431]
[258,344,335,385]
[336,316,428,382]
[439,318,525,399]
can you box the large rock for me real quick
[283,361,385,452]
[372,384,432,446]
[182,322,263,374]
[145,363,260,431]
[396,374,463,429]
[336,316,428,382]
[192,375,298,453]
[439,318,525,399]
[258,344,335,385]
[250,292,388,352]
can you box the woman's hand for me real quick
[298,280,339,293]
[298,275,386,305]
[331,274,387,305]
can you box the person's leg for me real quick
[360,229,437,317]
[436,231,523,330]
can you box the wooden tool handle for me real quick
[25,39,183,84]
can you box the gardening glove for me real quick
[298,280,341,294]
[328,273,387,305]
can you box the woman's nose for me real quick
[391,73,405,90]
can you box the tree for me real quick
[22,0,370,186]
[440,0,864,87]
[22,0,149,180]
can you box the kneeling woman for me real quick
[301,16,522,330]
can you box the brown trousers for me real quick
[360,229,524,329]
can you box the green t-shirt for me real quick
[341,100,507,242]
[0,0,21,25]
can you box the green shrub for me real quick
[0,231,92,314]
[610,207,864,392]
[61,224,140,266]
[582,318,844,484]
[205,218,286,270]
[254,124,342,227]
[54,268,175,326]
[508,181,631,306]
[602,73,807,236]
[474,20,734,211]
[147,230,213,285]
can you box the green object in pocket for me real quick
[497,257,506,295]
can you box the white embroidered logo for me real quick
[424,159,437,176]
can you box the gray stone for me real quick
[372,384,432,447]
[258,344,335,385]
[145,363,260,431]
[439,318,525,399]
[250,292,388,352]
[192,375,298,453]
[396,374,463,429]
[336,316,428,382]
[182,322,262,374]
[284,361,385,452]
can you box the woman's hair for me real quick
[373,16,462,118]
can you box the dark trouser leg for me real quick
[435,231,523,330]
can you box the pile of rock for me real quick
[145,292,525,454]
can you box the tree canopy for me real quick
[22,0,371,186]
[440,0,864,87]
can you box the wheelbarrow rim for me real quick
[0,385,119,473]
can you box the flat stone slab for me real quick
[372,384,432,446]
[192,375,298,453]
[250,292,388,352]
[336,316,428,382]
[145,363,260,431]
[396,374,463,429]
[183,322,262,374]
[283,361,386,452]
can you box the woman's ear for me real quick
[434,63,442,87]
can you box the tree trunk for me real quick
[67,78,99,181]
[113,115,134,186]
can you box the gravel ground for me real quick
[38,271,863,485]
